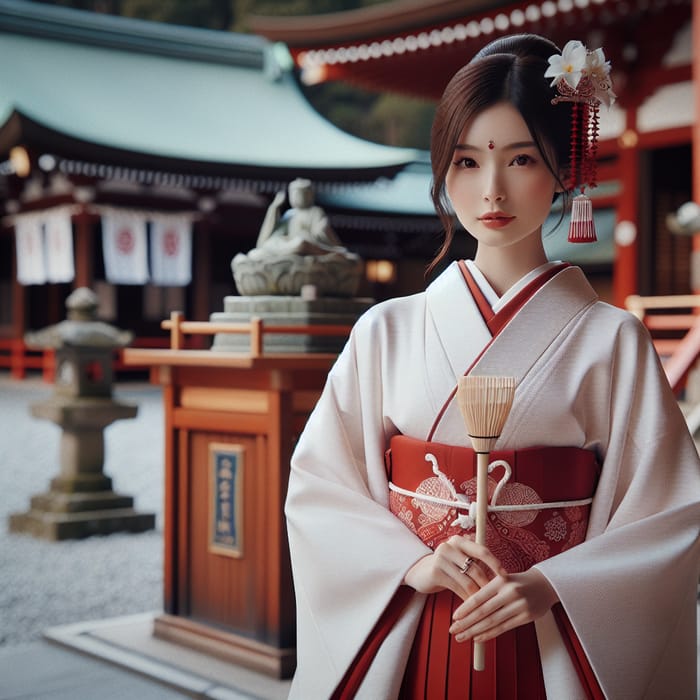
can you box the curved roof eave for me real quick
[0,0,420,177]
[0,109,414,184]
[317,160,435,216]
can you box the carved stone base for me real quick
[8,396,155,540]
[231,253,363,297]
[210,296,373,354]
[8,495,155,541]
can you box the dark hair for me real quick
[428,34,573,273]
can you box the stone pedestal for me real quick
[9,396,155,540]
[9,287,155,541]
[210,295,373,354]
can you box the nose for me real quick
[483,167,505,203]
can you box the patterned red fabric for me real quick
[387,438,600,699]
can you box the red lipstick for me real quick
[479,212,515,228]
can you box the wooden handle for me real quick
[474,641,486,671]
[474,451,489,671]
[475,452,489,546]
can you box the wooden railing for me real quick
[625,293,700,394]
[2,335,180,381]
[0,339,55,381]
[2,313,356,381]
[161,310,353,356]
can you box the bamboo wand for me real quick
[456,374,516,671]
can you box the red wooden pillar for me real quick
[613,107,640,307]
[73,209,96,289]
[10,240,27,379]
[192,219,211,321]
[191,219,211,349]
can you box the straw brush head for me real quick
[457,375,516,452]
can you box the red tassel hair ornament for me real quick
[545,41,615,243]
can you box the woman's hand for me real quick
[403,535,507,600]
[449,567,559,643]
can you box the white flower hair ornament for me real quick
[545,41,616,243]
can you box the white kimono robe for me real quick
[286,261,700,699]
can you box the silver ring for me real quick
[458,557,474,575]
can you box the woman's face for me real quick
[445,101,560,255]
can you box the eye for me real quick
[510,154,535,166]
[452,157,478,169]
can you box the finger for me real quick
[452,578,534,637]
[452,596,511,637]
[463,560,490,588]
[463,542,507,578]
[451,596,513,641]
[452,575,505,620]
[461,605,531,643]
[449,561,481,599]
[450,550,486,592]
[473,612,530,643]
[453,559,489,591]
[440,537,501,600]
[449,535,507,580]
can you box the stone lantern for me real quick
[9,288,155,540]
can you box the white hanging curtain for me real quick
[101,210,149,284]
[44,208,75,283]
[150,215,192,286]
[15,214,46,285]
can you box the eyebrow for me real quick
[454,141,536,151]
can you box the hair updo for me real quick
[429,34,573,271]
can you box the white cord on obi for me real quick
[388,452,593,530]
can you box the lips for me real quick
[478,212,515,229]
[479,212,514,221]
[479,211,515,229]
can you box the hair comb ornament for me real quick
[545,41,616,243]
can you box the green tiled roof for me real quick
[0,0,420,177]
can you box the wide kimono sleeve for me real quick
[285,303,432,699]
[533,309,700,699]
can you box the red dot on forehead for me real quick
[488,140,495,150]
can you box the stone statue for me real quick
[253,178,345,256]
[232,178,363,297]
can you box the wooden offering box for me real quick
[123,313,347,678]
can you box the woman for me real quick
[286,34,700,699]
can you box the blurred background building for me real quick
[0,0,695,378]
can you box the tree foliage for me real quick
[303,82,433,149]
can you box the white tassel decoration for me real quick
[568,193,597,243]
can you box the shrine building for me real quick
[0,0,429,377]
[1,0,697,376]
[250,0,696,307]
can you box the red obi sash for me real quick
[387,436,601,699]
[387,436,599,563]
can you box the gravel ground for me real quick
[0,374,165,647]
